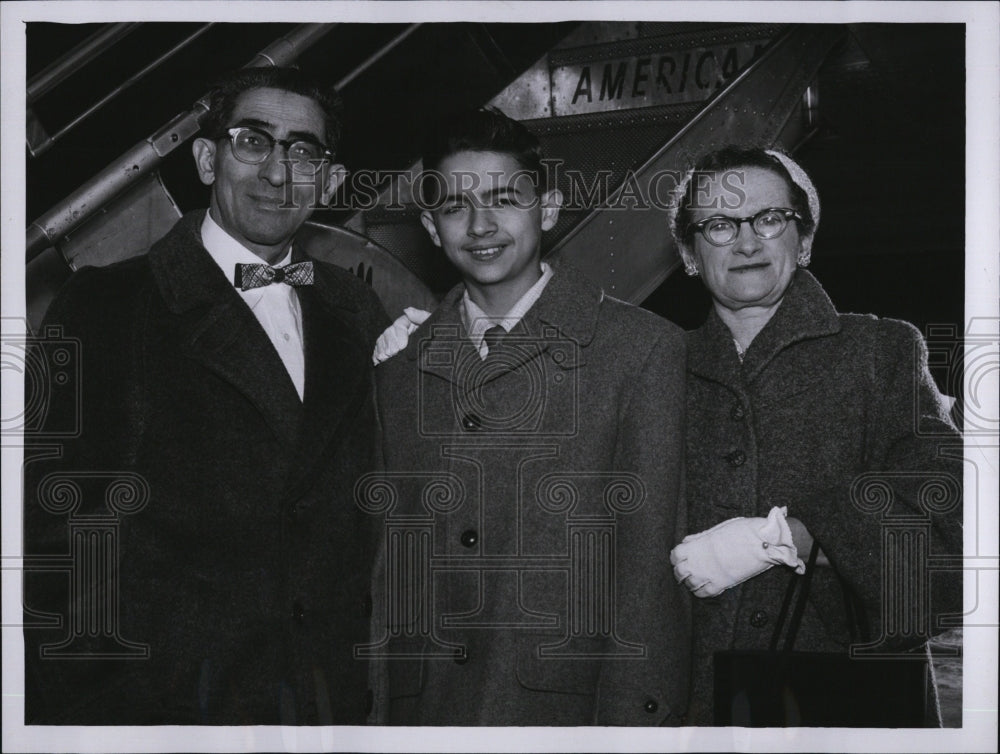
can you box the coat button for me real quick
[726,450,746,467]
[461,414,482,431]
[460,529,479,548]
[644,699,658,714]
[364,689,374,716]
[750,610,769,628]
[730,403,746,421]
[292,600,305,622]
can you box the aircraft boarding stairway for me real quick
[25,22,847,330]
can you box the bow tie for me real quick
[234,261,314,291]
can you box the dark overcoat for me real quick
[683,269,964,724]
[23,211,389,725]
[368,265,690,725]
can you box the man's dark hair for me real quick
[675,146,815,243]
[200,67,344,156]
[420,107,544,205]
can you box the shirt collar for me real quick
[460,262,553,349]
[201,210,293,287]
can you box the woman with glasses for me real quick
[666,146,963,726]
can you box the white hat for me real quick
[667,147,820,267]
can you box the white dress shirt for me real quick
[460,262,554,359]
[201,212,306,400]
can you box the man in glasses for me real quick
[23,67,389,725]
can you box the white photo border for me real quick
[2,2,997,752]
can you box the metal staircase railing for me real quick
[25,23,337,262]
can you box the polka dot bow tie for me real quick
[234,261,314,291]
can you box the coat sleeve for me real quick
[595,322,690,725]
[806,319,964,646]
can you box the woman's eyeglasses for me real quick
[688,207,802,247]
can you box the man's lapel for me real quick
[290,263,371,482]
[149,212,303,445]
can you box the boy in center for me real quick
[367,108,688,725]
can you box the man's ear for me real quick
[192,138,217,186]
[540,188,563,232]
[320,164,348,206]
[419,210,442,248]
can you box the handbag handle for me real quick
[833,561,872,644]
[768,540,821,653]
[769,539,872,653]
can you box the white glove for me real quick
[669,506,806,598]
[372,307,431,365]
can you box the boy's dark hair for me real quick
[420,107,544,205]
[199,67,344,156]
[675,146,815,243]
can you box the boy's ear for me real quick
[540,189,563,232]
[192,138,217,186]
[420,210,442,247]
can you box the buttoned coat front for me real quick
[23,211,389,725]
[369,265,689,725]
[683,269,964,724]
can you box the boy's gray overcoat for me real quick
[370,265,690,725]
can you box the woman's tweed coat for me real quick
[683,269,964,724]
[369,264,689,725]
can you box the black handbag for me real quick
[713,542,931,727]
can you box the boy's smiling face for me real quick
[421,150,561,315]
